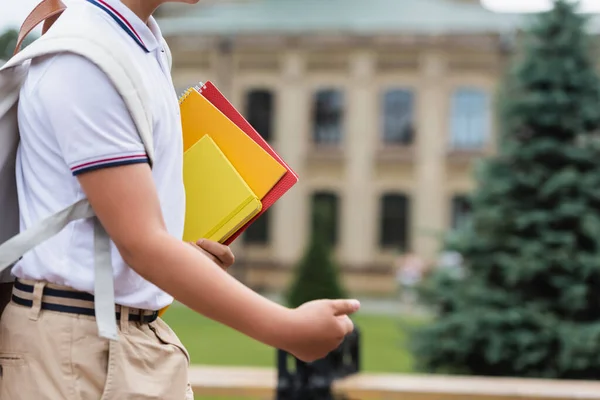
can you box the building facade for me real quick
[156,0,598,294]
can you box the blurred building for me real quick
[156,0,598,294]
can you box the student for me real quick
[0,0,360,399]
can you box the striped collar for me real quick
[85,0,159,53]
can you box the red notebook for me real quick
[196,81,299,245]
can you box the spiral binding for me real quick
[194,81,205,93]
[177,87,194,105]
[177,81,206,105]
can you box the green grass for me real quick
[163,305,427,400]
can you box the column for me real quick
[340,51,377,267]
[414,50,448,261]
[271,50,308,266]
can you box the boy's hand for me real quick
[190,239,235,270]
[283,299,360,362]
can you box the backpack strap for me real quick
[2,36,155,162]
[14,0,66,56]
[0,200,95,272]
[0,10,156,341]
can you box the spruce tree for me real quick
[412,0,600,379]
[287,203,347,308]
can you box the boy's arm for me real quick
[77,163,359,360]
[77,163,291,348]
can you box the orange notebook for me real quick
[179,88,286,199]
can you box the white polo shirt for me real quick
[12,0,185,311]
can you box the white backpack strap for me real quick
[0,24,155,340]
[0,199,93,271]
[2,37,155,162]
[93,218,116,339]
[0,201,107,333]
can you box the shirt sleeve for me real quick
[30,53,149,176]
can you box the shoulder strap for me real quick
[8,1,156,158]
[13,0,66,56]
[2,35,155,163]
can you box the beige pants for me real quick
[0,285,194,400]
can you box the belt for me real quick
[11,279,158,324]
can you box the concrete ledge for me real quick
[334,373,600,400]
[189,366,275,398]
[189,365,600,400]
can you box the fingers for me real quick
[196,239,235,266]
[330,299,361,316]
[337,315,354,335]
[187,241,219,263]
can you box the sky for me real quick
[1,0,73,33]
[1,0,599,33]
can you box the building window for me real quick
[313,89,344,145]
[450,88,490,150]
[311,192,339,246]
[382,89,414,145]
[379,193,410,250]
[243,209,270,245]
[246,89,274,142]
[451,195,472,230]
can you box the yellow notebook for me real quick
[182,135,263,243]
[179,88,286,199]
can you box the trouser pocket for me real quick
[0,353,35,400]
[149,317,191,366]
[150,318,193,400]
[99,320,189,400]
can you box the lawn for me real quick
[163,304,427,399]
